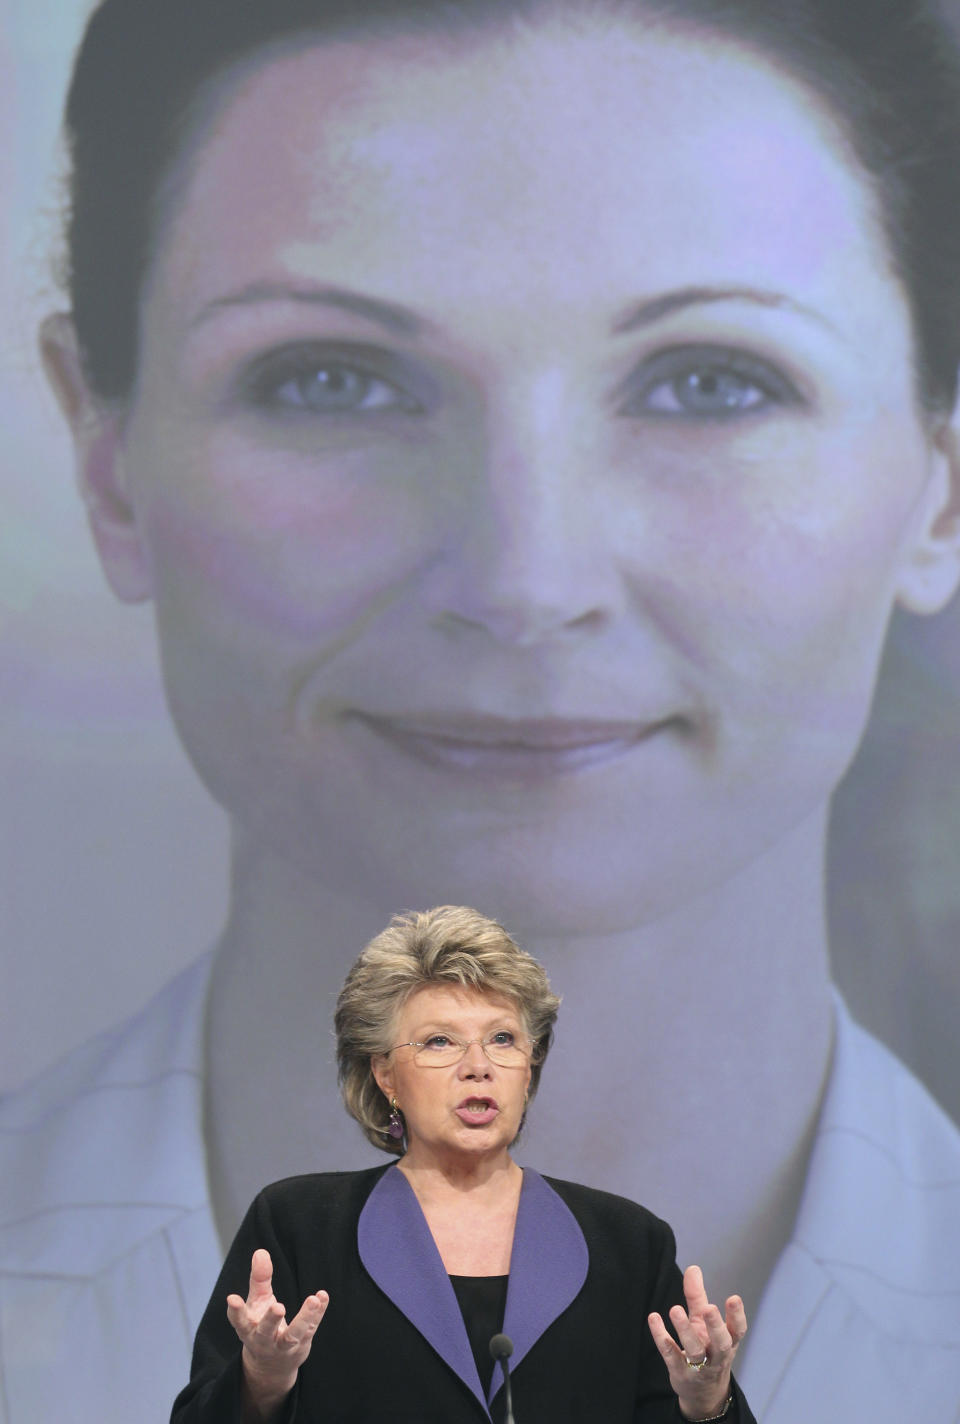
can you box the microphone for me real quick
[489,1333,516,1424]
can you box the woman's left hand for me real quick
[647,1265,747,1421]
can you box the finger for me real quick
[288,1291,329,1332]
[648,1312,685,1365]
[682,1264,710,1316]
[282,1292,330,1352]
[668,1304,709,1361]
[725,1295,748,1343]
[700,1302,733,1357]
[226,1296,253,1339]
[247,1248,275,1302]
[647,1312,672,1352]
[251,1299,287,1343]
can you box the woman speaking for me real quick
[172,907,754,1423]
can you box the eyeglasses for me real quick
[387,1030,534,1069]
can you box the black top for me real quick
[449,1274,509,1396]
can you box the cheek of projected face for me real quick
[113,17,951,932]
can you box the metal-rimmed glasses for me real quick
[387,1030,534,1069]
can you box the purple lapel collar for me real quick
[357,1164,489,1413]
[356,1165,589,1415]
[492,1169,589,1402]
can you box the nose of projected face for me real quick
[422,392,621,646]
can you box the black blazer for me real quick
[171,1163,755,1424]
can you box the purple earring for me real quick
[388,1097,404,1140]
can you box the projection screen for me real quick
[2,2,959,1420]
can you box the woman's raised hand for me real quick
[226,1248,329,1420]
[647,1265,747,1421]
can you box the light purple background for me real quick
[0,0,958,1134]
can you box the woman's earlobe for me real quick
[895,418,960,614]
[38,313,153,603]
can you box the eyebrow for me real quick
[411,1015,522,1038]
[612,285,839,336]
[190,281,429,335]
[190,279,836,341]
[415,1014,520,1031]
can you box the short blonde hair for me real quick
[335,905,560,1153]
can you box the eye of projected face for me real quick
[245,344,423,416]
[623,345,804,420]
[238,339,804,425]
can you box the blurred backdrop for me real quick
[1,0,958,1132]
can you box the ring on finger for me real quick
[684,1351,709,1371]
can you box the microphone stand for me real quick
[489,1333,516,1424]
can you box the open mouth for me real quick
[455,1096,499,1125]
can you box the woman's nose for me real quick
[424,378,624,646]
[459,1040,493,1076]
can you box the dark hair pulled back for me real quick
[63,0,960,411]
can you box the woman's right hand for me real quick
[226,1248,329,1422]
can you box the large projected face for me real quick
[82,19,958,933]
